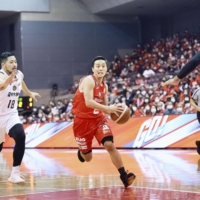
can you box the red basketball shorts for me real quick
[73,116,113,153]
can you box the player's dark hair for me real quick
[92,56,107,68]
[0,52,14,65]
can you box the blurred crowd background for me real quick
[20,30,200,124]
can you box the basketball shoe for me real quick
[8,166,25,183]
[120,171,136,188]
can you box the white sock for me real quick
[11,166,20,173]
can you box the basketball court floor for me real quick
[0,149,200,199]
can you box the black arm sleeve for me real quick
[177,51,200,79]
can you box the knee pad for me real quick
[8,124,26,141]
[101,136,113,146]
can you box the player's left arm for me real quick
[20,71,41,101]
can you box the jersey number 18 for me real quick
[7,100,15,109]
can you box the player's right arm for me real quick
[82,77,123,115]
[161,76,181,86]
[0,71,18,90]
[161,52,200,87]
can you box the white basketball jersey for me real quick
[192,87,200,106]
[0,69,22,115]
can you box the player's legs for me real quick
[6,113,25,183]
[102,137,136,187]
[8,124,26,167]
[7,123,25,183]
[95,121,123,169]
[102,136,123,169]
[95,120,136,188]
[73,117,94,162]
[78,149,92,162]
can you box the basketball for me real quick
[110,104,130,124]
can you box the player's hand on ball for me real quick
[108,104,124,116]
[110,103,130,124]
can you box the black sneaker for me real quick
[196,141,200,155]
[120,171,136,188]
[77,150,85,162]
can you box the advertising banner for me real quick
[3,114,200,148]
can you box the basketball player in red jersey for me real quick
[72,56,136,188]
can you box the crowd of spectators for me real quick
[105,29,200,117]
[19,99,74,124]
[20,30,200,124]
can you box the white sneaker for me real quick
[8,172,25,183]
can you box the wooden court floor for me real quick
[0,149,200,199]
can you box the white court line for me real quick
[0,184,200,198]
[0,175,120,184]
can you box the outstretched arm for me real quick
[161,76,181,86]
[162,51,200,86]
[177,52,200,79]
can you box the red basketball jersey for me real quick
[72,75,106,119]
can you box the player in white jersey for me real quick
[161,52,200,155]
[190,87,200,155]
[0,52,40,183]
